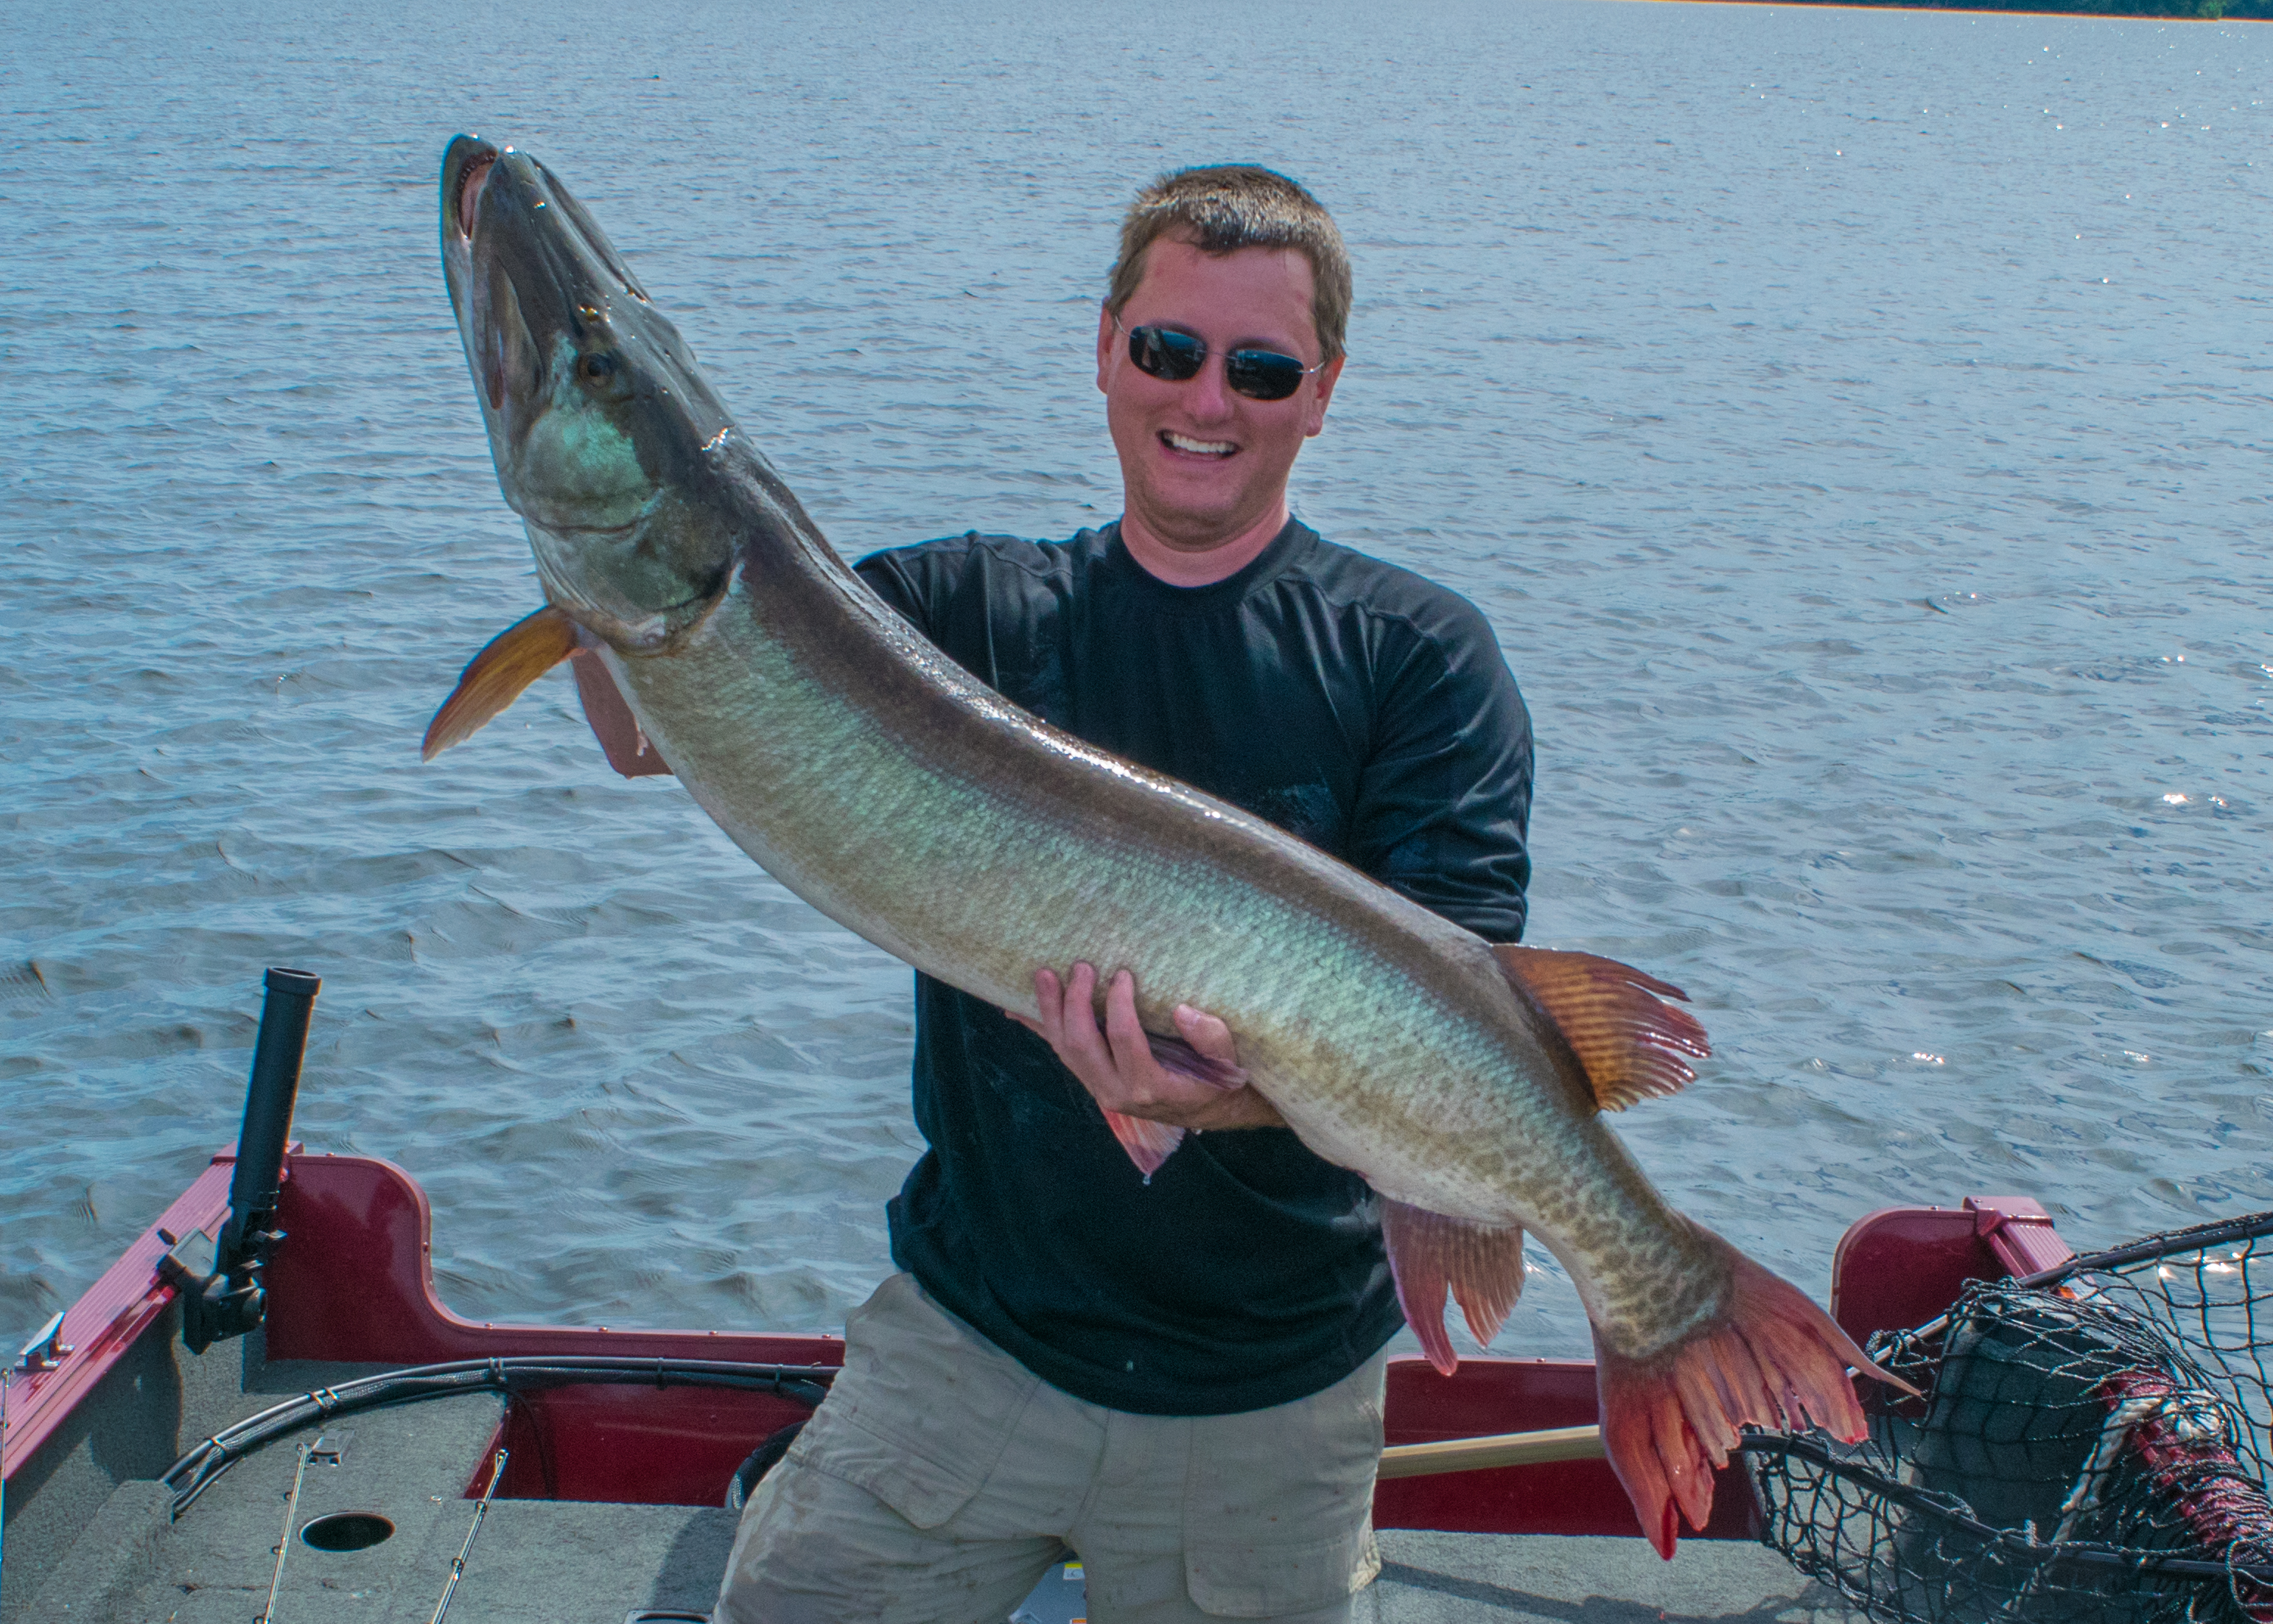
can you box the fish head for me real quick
[439,136,738,654]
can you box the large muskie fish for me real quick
[425,136,1902,1555]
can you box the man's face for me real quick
[1096,236,1342,554]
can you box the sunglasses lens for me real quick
[1129,326,1205,382]
[1125,325,1310,399]
[1224,350,1306,401]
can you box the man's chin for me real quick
[1134,503,1244,548]
[1127,492,1289,558]
[1134,471,1253,524]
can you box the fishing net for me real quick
[1745,1209,2273,1624]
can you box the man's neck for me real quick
[1117,503,1290,588]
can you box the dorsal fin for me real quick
[421,606,580,760]
[1491,945,1709,1113]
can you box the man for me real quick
[582,167,1532,1623]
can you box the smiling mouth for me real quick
[1161,430,1236,458]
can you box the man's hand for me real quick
[1016,962,1285,1131]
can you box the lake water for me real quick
[6,0,2269,1366]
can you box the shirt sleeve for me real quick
[855,548,933,637]
[1348,601,1533,944]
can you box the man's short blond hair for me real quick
[1105,166,1352,365]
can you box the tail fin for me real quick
[1594,1229,1916,1559]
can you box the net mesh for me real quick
[1745,1210,2273,1624]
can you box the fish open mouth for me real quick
[455,153,496,241]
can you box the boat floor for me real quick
[23,1358,1857,1623]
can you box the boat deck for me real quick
[14,1153,2033,1623]
[1371,1532,1845,1622]
[20,1348,1855,1624]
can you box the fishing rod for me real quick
[429,1448,508,1624]
[255,1435,323,1624]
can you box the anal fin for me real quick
[1381,1200,1527,1376]
[421,605,580,760]
[1101,1110,1184,1180]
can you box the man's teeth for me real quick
[1163,431,1234,456]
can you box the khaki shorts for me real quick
[715,1273,1386,1624]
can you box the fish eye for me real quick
[578,353,619,385]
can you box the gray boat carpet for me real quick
[1367,1530,1852,1622]
[25,1379,1855,1623]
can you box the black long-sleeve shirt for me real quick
[855,518,1533,1415]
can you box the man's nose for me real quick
[1185,353,1238,418]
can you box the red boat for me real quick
[0,973,2080,1623]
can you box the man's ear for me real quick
[1305,354,1345,438]
[1096,302,1118,394]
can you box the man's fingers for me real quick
[1026,962,1255,1124]
[1172,1002,1239,1066]
[1032,967,1065,1049]
[1059,962,1113,1073]
[1102,969,1159,1081]
[1032,963,1116,1081]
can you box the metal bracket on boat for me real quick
[158,967,322,1357]
[1966,1194,2077,1281]
[13,1311,73,1374]
[155,1226,214,1290]
[158,1217,286,1356]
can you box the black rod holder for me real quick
[163,966,321,1354]
[223,967,321,1258]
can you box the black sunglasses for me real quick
[1115,317,1325,402]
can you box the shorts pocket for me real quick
[789,1273,1043,1530]
[1185,1525,1381,1619]
[1181,1351,1386,1617]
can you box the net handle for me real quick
[2011,1208,2273,1291]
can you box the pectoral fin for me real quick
[1381,1200,1527,1376]
[1144,1031,1247,1090]
[569,646,675,778]
[1491,945,1710,1113]
[421,605,580,760]
[1100,1110,1184,1180]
